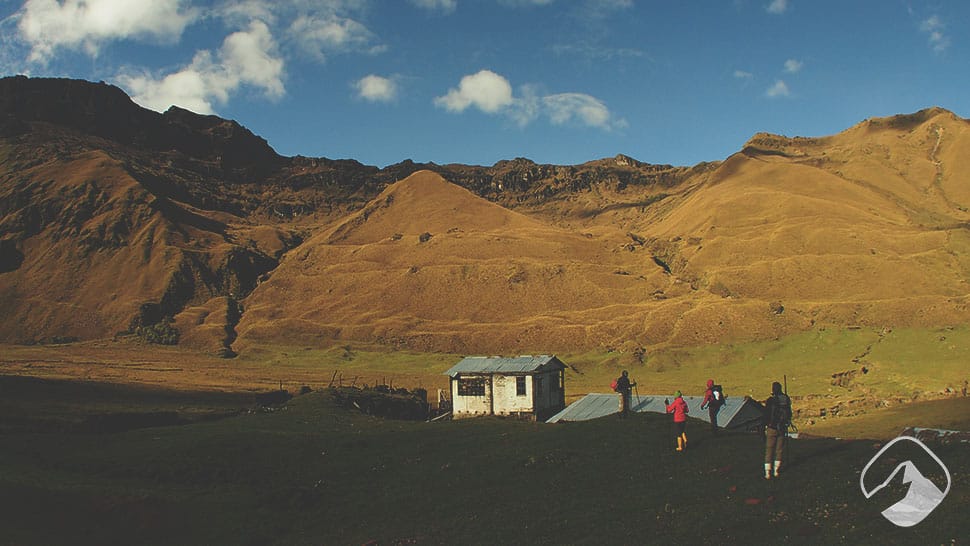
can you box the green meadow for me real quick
[237,325,970,437]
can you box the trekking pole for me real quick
[634,384,641,412]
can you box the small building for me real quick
[444,355,567,421]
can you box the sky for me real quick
[0,0,967,168]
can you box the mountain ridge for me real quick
[1,76,969,355]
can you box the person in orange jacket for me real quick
[665,390,689,451]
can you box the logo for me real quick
[859,435,951,527]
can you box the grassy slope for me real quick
[3,323,968,438]
[0,386,966,545]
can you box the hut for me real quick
[444,355,567,421]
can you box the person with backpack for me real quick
[700,379,726,434]
[613,371,636,419]
[665,390,689,451]
[762,381,792,479]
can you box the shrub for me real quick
[136,321,180,345]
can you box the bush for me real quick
[136,321,180,345]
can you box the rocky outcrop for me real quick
[0,76,283,181]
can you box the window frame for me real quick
[457,376,486,396]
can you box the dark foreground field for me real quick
[0,377,966,545]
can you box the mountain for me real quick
[235,170,676,353]
[1,76,969,355]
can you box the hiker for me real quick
[665,390,689,451]
[613,371,637,418]
[762,381,793,479]
[700,379,726,434]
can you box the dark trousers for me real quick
[708,406,720,433]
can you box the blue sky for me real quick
[1,0,967,167]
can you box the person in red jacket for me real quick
[700,379,725,435]
[665,390,689,451]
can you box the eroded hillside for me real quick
[1,76,968,355]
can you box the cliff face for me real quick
[2,76,969,354]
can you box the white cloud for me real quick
[920,16,950,52]
[216,0,278,28]
[551,43,645,61]
[783,59,803,73]
[118,20,284,114]
[355,74,397,102]
[583,0,632,10]
[409,0,457,14]
[434,69,515,113]
[734,69,754,79]
[16,0,198,63]
[288,13,383,62]
[499,0,555,5]
[221,21,285,99]
[119,67,214,114]
[435,70,624,130]
[766,79,790,98]
[766,0,788,15]
[543,93,615,129]
[8,0,389,115]
[573,0,632,20]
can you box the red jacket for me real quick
[701,388,715,409]
[666,396,689,422]
[701,379,715,409]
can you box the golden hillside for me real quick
[237,110,970,354]
[2,78,968,356]
[235,170,674,353]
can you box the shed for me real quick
[547,393,766,431]
[444,355,567,421]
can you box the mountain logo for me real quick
[859,435,952,527]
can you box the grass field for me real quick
[0,378,966,545]
[1,326,968,543]
[2,324,969,437]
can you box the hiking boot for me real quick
[764,463,772,480]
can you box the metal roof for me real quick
[547,393,765,429]
[444,355,565,377]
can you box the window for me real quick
[516,376,527,396]
[457,377,486,396]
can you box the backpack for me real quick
[711,384,726,407]
[611,378,620,392]
[768,393,792,429]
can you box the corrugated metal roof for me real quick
[444,355,564,377]
[547,393,765,429]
